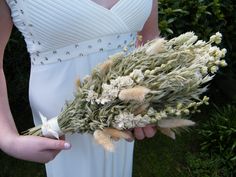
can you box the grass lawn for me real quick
[0,151,46,177]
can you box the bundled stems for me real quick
[24,32,227,151]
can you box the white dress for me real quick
[6,0,153,177]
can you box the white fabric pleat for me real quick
[6,0,152,55]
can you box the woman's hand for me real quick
[1,134,71,163]
[124,125,157,141]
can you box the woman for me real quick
[0,0,159,177]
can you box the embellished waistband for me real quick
[30,32,137,66]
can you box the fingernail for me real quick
[64,142,71,149]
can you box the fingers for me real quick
[133,125,157,140]
[34,137,71,150]
[134,127,145,140]
[39,137,71,150]
[36,137,71,163]
[8,136,71,163]
[143,125,157,138]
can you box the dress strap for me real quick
[30,32,137,66]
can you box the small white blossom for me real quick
[184,36,198,46]
[183,109,190,115]
[96,84,119,104]
[221,48,227,57]
[86,89,98,104]
[129,69,144,83]
[194,40,206,47]
[116,76,134,88]
[98,97,112,105]
[220,60,227,67]
[96,76,134,104]
[169,32,195,46]
[200,66,208,75]
[209,46,220,55]
[210,32,222,44]
[113,112,150,129]
[144,70,151,76]
[210,66,219,74]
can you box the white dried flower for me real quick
[86,89,98,104]
[100,98,111,105]
[144,70,151,76]
[201,66,208,75]
[177,103,183,109]
[96,84,119,104]
[147,107,156,115]
[184,36,198,46]
[209,46,220,56]
[210,66,219,74]
[203,96,209,103]
[110,76,134,88]
[129,69,144,83]
[183,109,190,115]
[113,112,150,130]
[155,111,168,120]
[221,48,227,57]
[220,60,227,67]
[210,32,222,44]
[96,76,134,104]
[169,32,195,46]
[194,40,206,47]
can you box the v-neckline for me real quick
[87,0,122,11]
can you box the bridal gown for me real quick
[6,0,153,176]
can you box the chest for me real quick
[90,0,120,10]
[7,0,153,52]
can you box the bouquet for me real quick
[24,32,227,151]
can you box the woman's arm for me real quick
[0,0,71,163]
[137,0,160,45]
[0,0,18,149]
[133,0,160,140]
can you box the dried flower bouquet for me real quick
[24,32,227,151]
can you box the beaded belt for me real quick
[30,32,137,66]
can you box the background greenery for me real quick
[1,0,235,176]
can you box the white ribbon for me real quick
[39,112,63,139]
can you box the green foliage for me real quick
[180,105,236,177]
[158,0,236,103]
[182,152,233,177]
[198,105,236,172]
[158,0,224,37]
[133,133,194,177]
[3,28,32,132]
[0,151,45,177]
